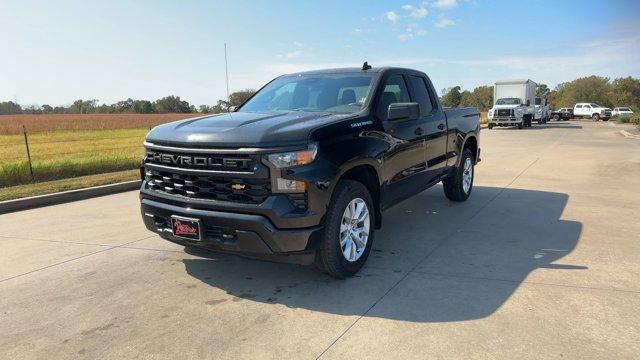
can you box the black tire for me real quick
[443,148,474,202]
[602,118,609,121]
[518,123,523,129]
[315,180,375,278]
[553,114,560,121]
[488,123,493,130]
[592,114,600,121]
[537,118,542,124]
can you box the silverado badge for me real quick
[231,183,246,190]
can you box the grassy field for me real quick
[0,128,148,187]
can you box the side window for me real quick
[377,75,411,120]
[575,105,582,108]
[408,76,434,116]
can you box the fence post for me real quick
[22,125,34,181]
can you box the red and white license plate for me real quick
[171,216,202,241]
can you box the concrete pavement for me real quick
[1,120,639,359]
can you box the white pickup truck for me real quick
[573,103,612,121]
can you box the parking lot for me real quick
[1,120,639,359]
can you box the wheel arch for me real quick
[336,162,382,229]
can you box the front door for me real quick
[378,73,429,209]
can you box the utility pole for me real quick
[224,43,230,104]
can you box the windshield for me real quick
[240,73,374,114]
[495,98,521,105]
[590,103,602,107]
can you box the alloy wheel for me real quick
[339,198,370,262]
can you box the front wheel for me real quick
[592,114,600,121]
[443,149,474,202]
[315,180,375,278]
[553,114,560,121]
[488,123,494,130]
[518,123,523,129]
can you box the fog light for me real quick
[275,178,307,193]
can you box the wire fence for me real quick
[1,126,147,187]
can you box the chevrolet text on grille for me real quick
[149,152,250,168]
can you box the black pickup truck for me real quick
[140,65,480,278]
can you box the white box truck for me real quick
[488,79,537,129]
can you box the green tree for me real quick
[536,84,550,96]
[554,76,612,108]
[460,86,493,111]
[228,89,255,107]
[610,77,640,111]
[133,100,154,113]
[153,96,192,113]
[441,86,462,108]
[0,101,23,114]
[41,104,53,114]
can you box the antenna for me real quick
[362,61,372,71]
[224,43,230,103]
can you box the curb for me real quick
[620,129,640,139]
[0,180,141,215]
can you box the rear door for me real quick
[377,71,429,208]
[407,74,448,183]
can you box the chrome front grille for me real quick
[496,109,512,117]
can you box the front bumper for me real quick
[141,198,322,264]
[489,117,522,125]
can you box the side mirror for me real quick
[228,106,238,112]
[387,102,420,121]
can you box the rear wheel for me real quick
[592,114,600,121]
[553,114,560,121]
[315,180,374,278]
[443,149,474,202]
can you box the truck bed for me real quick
[444,107,480,134]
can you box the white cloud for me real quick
[386,11,398,22]
[398,33,413,42]
[277,50,303,59]
[435,0,458,10]
[410,7,428,18]
[353,28,372,35]
[435,18,455,28]
[401,5,414,11]
[417,29,428,36]
[293,41,303,47]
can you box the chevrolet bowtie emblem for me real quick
[231,183,246,190]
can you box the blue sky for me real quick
[1,0,639,107]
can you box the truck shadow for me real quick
[182,186,583,322]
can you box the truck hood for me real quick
[145,111,352,148]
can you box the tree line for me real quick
[0,90,256,115]
[441,76,640,111]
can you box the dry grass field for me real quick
[0,113,201,190]
[0,113,197,135]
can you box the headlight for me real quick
[266,144,317,169]
[515,108,524,116]
[488,110,494,117]
[536,109,542,113]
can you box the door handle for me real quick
[415,127,423,136]
[437,123,445,130]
